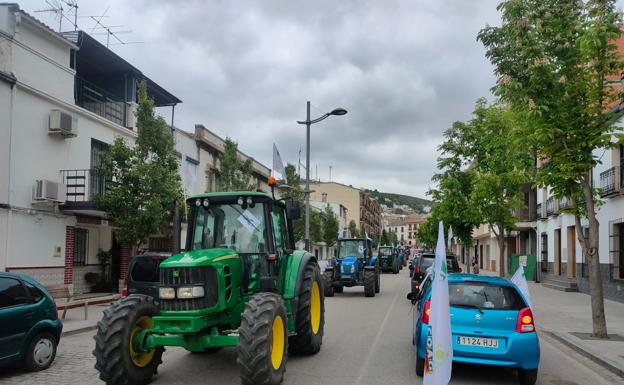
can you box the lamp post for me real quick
[297,101,347,251]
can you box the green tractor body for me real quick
[93,191,325,385]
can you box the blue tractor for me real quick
[323,237,380,297]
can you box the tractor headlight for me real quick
[159,287,175,299]
[177,286,205,299]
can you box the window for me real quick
[449,283,526,310]
[271,207,289,255]
[131,257,161,282]
[540,233,548,272]
[0,277,29,308]
[74,228,88,265]
[24,282,43,302]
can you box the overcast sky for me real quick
[20,0,505,198]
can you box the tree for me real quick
[219,137,254,191]
[478,0,623,337]
[279,164,305,242]
[321,204,339,247]
[380,229,389,245]
[96,81,183,247]
[417,215,439,249]
[310,210,323,243]
[348,220,360,238]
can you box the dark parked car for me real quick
[122,252,172,299]
[0,272,63,371]
[409,253,462,295]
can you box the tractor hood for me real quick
[340,256,358,274]
[159,248,238,268]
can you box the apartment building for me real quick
[0,4,180,293]
[387,213,426,246]
[309,181,381,238]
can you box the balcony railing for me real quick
[75,77,130,127]
[599,167,616,196]
[546,197,556,216]
[60,169,109,208]
[536,203,545,219]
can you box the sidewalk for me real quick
[58,293,120,335]
[480,268,624,378]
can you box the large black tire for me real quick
[518,369,538,385]
[335,284,343,293]
[364,269,375,297]
[237,293,288,385]
[24,331,58,371]
[392,261,399,274]
[323,270,334,297]
[93,295,164,385]
[375,267,380,293]
[289,262,325,355]
[416,355,424,376]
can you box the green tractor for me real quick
[378,245,400,274]
[93,191,325,385]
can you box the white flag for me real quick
[272,143,287,182]
[447,226,453,250]
[424,221,453,385]
[511,264,532,308]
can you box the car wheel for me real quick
[416,355,424,377]
[518,369,538,385]
[24,332,57,371]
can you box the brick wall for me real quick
[64,226,75,284]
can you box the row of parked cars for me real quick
[406,252,540,385]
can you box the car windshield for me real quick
[131,257,161,282]
[190,202,267,254]
[449,282,526,311]
[420,256,435,269]
[446,258,459,270]
[337,240,365,258]
[379,248,392,256]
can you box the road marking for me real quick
[355,285,401,385]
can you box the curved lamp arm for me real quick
[297,113,330,125]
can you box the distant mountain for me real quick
[365,190,432,214]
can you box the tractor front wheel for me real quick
[375,267,380,294]
[237,293,288,385]
[289,262,325,355]
[93,294,163,385]
[364,269,375,297]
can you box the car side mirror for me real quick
[406,292,416,301]
[285,199,300,220]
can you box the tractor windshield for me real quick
[337,240,366,259]
[378,248,393,256]
[190,203,267,254]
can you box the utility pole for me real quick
[304,102,311,251]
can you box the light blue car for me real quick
[409,274,539,385]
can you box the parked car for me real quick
[122,252,172,299]
[409,274,540,385]
[408,253,462,295]
[0,272,63,371]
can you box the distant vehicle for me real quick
[408,274,539,385]
[408,253,462,295]
[122,252,172,299]
[0,272,63,371]
[323,237,380,297]
[378,246,400,274]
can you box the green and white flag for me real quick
[424,221,453,385]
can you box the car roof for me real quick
[448,274,513,286]
[133,252,172,259]
[420,253,456,259]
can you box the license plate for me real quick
[457,336,499,348]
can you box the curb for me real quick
[62,324,97,336]
[543,330,624,379]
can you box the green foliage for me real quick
[348,220,360,238]
[321,204,339,247]
[417,215,440,248]
[279,164,305,242]
[218,138,255,191]
[96,81,183,246]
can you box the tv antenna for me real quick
[89,9,144,48]
[34,0,79,32]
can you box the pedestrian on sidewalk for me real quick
[471,256,479,274]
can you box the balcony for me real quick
[558,197,571,210]
[546,197,556,216]
[75,77,131,127]
[60,169,108,213]
[514,206,536,222]
[536,203,545,219]
[599,167,617,197]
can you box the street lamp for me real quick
[297,101,347,251]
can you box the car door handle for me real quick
[25,311,35,318]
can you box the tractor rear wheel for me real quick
[93,295,164,385]
[289,262,325,355]
[237,293,288,385]
[364,269,375,297]
[375,267,380,294]
[323,270,334,297]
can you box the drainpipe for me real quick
[171,104,181,254]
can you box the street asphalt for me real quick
[0,268,621,385]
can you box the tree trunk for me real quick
[496,222,506,277]
[580,176,608,338]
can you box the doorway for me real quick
[567,226,577,278]
[554,229,562,275]
[110,232,121,292]
[541,233,548,272]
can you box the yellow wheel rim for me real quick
[310,281,321,334]
[129,316,156,368]
[270,315,285,370]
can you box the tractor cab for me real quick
[323,237,380,297]
[378,245,400,273]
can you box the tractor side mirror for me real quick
[285,199,300,220]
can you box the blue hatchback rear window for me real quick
[449,282,526,311]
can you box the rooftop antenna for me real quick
[35,0,64,32]
[329,165,332,182]
[88,7,144,48]
[61,0,78,31]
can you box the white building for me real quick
[537,138,624,301]
[0,4,180,294]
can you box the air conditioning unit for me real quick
[32,179,63,203]
[48,109,78,138]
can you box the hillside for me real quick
[365,189,432,214]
